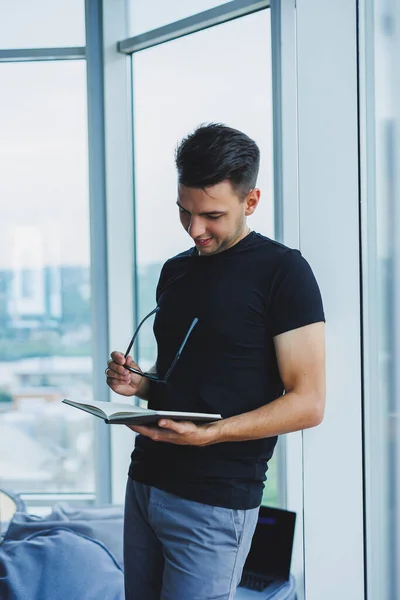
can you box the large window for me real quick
[0,61,94,494]
[132,9,279,505]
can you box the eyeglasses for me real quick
[124,306,199,383]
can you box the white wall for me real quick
[282,1,365,599]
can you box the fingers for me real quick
[125,355,136,368]
[106,353,130,382]
[105,362,128,379]
[110,351,126,364]
[108,353,139,370]
[158,419,182,431]
[126,420,201,445]
[105,352,142,385]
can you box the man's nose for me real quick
[188,216,206,239]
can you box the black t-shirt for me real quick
[128,232,325,509]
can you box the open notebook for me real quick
[62,399,222,425]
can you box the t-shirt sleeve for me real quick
[269,249,325,337]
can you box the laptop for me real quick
[235,505,297,600]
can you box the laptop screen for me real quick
[243,505,296,582]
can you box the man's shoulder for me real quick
[162,247,194,271]
[246,234,317,284]
[170,247,195,261]
[246,232,298,263]
[251,232,292,252]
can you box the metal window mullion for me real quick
[101,0,136,504]
[0,47,85,62]
[85,0,111,505]
[270,1,304,598]
[270,0,283,243]
[270,0,288,514]
[130,54,140,368]
[118,0,270,54]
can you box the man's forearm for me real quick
[206,390,325,445]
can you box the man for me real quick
[106,123,325,600]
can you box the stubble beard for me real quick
[199,219,249,257]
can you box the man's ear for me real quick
[245,188,261,216]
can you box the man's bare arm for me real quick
[128,322,326,446]
[209,322,326,443]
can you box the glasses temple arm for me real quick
[163,317,199,383]
[124,306,160,358]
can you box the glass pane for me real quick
[362,0,400,598]
[261,454,278,507]
[132,10,278,504]
[128,0,226,36]
[0,0,85,49]
[0,61,93,494]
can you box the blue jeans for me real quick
[124,478,259,600]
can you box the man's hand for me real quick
[106,351,148,398]
[127,419,219,446]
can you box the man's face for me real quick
[177,181,260,256]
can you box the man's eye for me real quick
[207,215,221,220]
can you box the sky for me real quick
[0,60,90,269]
[0,0,85,48]
[0,3,274,269]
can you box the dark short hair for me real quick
[175,123,260,199]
